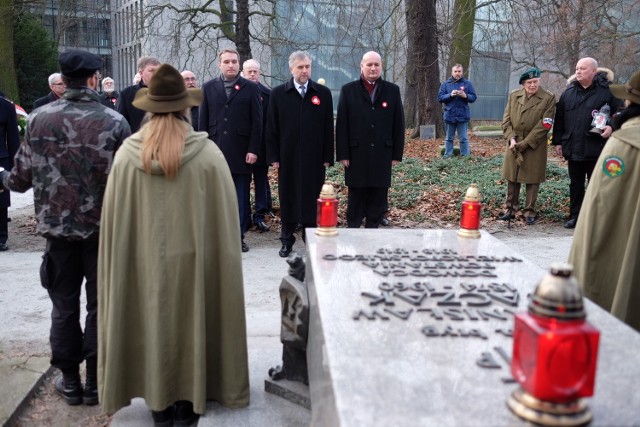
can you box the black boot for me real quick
[55,372,83,406]
[174,401,199,426]
[83,376,99,405]
[151,405,174,427]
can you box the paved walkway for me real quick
[0,191,573,426]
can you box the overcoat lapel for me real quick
[227,79,242,103]
[213,78,227,102]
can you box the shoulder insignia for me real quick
[603,156,624,178]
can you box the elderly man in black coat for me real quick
[336,51,405,228]
[0,94,21,250]
[242,59,272,233]
[552,57,622,228]
[267,51,334,257]
[199,48,262,252]
[33,73,66,110]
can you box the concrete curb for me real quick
[0,357,53,427]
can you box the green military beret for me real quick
[519,67,542,85]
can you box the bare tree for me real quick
[449,0,476,71]
[0,0,18,101]
[405,0,443,137]
[502,0,640,92]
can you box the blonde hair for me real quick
[139,111,190,179]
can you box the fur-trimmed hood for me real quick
[567,67,614,84]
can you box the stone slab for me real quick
[305,229,640,426]
[419,125,435,139]
[0,357,52,427]
[264,378,311,410]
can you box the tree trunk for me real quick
[449,0,476,72]
[403,4,418,130]
[405,0,443,138]
[0,0,19,102]
[235,0,252,63]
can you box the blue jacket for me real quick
[437,77,477,123]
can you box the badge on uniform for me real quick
[311,96,320,105]
[603,156,624,178]
[382,102,388,108]
[234,84,240,91]
[542,117,554,129]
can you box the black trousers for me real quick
[568,160,597,218]
[0,207,7,244]
[251,164,272,223]
[43,237,98,378]
[346,187,388,228]
[280,221,314,247]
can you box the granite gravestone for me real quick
[304,229,640,426]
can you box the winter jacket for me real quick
[552,69,623,161]
[437,77,477,123]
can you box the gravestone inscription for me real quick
[305,229,640,426]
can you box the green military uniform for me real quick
[568,116,640,332]
[501,86,556,218]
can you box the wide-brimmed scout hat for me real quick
[610,70,640,105]
[133,64,202,113]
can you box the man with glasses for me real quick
[33,73,66,110]
[181,70,199,129]
[100,77,119,109]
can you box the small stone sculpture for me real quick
[268,253,309,385]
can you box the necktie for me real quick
[300,85,306,98]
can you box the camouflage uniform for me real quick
[1,86,130,401]
[3,88,131,239]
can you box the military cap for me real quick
[59,49,102,79]
[519,67,542,85]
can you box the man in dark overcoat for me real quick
[552,57,622,228]
[33,73,66,110]
[116,56,160,133]
[0,93,21,251]
[336,51,404,228]
[266,51,334,257]
[242,58,272,232]
[199,47,262,252]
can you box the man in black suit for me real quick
[242,58,272,233]
[0,94,21,250]
[336,51,405,228]
[33,73,66,110]
[199,48,262,252]
[117,56,160,133]
[266,51,334,257]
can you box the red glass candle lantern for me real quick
[508,263,600,426]
[457,183,481,239]
[316,183,338,236]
